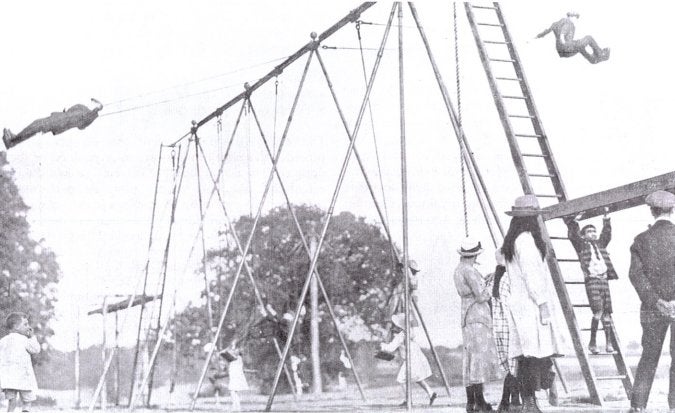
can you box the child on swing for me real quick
[0,313,40,412]
[218,340,249,412]
[380,313,437,407]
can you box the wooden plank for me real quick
[542,171,675,221]
[88,295,160,315]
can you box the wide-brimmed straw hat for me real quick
[505,194,544,217]
[457,237,483,257]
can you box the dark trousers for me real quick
[631,317,675,408]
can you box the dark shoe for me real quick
[429,392,437,406]
[2,129,14,149]
[399,400,407,407]
[628,408,644,413]
[588,342,599,355]
[466,402,477,412]
[521,396,542,413]
[496,401,510,412]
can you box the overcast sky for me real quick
[1,2,674,357]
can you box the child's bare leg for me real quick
[6,391,17,412]
[417,380,432,396]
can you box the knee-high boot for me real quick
[466,385,476,413]
[474,383,493,412]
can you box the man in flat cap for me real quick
[628,190,675,412]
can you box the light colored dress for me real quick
[454,261,501,386]
[0,333,40,391]
[506,232,566,359]
[227,357,249,391]
[381,331,432,383]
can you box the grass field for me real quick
[27,354,675,412]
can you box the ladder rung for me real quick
[565,281,586,285]
[549,236,569,240]
[581,327,605,331]
[484,40,509,45]
[557,258,580,262]
[471,5,498,10]
[516,133,543,138]
[502,95,527,100]
[490,58,517,63]
[573,304,591,308]
[596,375,627,381]
[477,23,504,27]
[522,153,547,158]
[509,114,536,119]
[496,76,522,82]
[528,173,555,178]
[534,194,561,198]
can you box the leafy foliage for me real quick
[0,152,61,362]
[174,204,397,392]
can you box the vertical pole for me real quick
[75,303,81,409]
[115,311,120,406]
[309,235,322,394]
[396,3,412,411]
[101,297,108,410]
[193,130,216,332]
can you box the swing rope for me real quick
[356,21,396,269]
[453,3,469,238]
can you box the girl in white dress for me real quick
[380,313,437,406]
[221,343,249,412]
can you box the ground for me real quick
[29,356,675,412]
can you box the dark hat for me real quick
[580,224,596,234]
[505,195,543,217]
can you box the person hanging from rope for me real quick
[3,98,103,149]
[564,207,618,355]
[535,12,610,64]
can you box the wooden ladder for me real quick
[464,2,632,406]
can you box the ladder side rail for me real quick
[493,3,568,200]
[537,216,604,406]
[464,3,534,194]
[610,323,634,395]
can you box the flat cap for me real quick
[645,190,675,208]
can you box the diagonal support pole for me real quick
[195,141,299,398]
[315,43,454,398]
[265,5,397,411]
[247,97,367,400]
[189,50,315,411]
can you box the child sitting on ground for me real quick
[0,313,41,412]
[380,313,437,407]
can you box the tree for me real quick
[174,204,397,392]
[0,152,61,362]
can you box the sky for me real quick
[1,1,674,360]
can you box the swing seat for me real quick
[374,350,395,361]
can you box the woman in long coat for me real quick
[502,195,566,412]
[454,237,500,412]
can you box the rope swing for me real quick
[453,2,469,238]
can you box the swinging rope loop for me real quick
[453,3,469,237]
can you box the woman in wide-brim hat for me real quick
[453,237,500,412]
[501,195,566,412]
